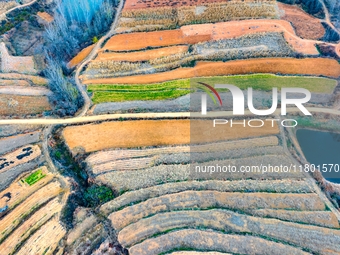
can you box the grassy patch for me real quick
[88,74,337,104]
[24,169,46,186]
[192,74,337,93]
[88,79,191,103]
[84,185,115,207]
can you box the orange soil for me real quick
[96,45,189,62]
[68,44,95,68]
[0,95,51,116]
[83,58,340,85]
[103,20,319,55]
[123,0,230,9]
[278,3,325,40]
[0,79,30,86]
[63,120,279,153]
[37,11,54,23]
[102,29,211,51]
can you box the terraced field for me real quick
[63,118,340,254]
[0,128,68,255]
[118,0,278,32]
[0,43,52,117]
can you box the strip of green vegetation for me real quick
[89,79,191,103]
[24,169,46,186]
[87,79,190,92]
[88,74,337,104]
[92,90,190,103]
[192,74,337,93]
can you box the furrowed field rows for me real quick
[118,210,340,253]
[0,197,63,255]
[0,166,53,211]
[86,136,279,166]
[102,20,321,54]
[0,86,52,96]
[96,154,303,191]
[63,120,279,153]
[123,0,276,10]
[0,131,41,155]
[119,1,278,31]
[101,179,314,215]
[250,209,339,228]
[0,80,30,86]
[84,33,296,81]
[0,145,41,174]
[83,58,340,85]
[16,219,66,255]
[0,74,47,86]
[90,146,285,175]
[128,229,310,255]
[96,45,189,62]
[0,181,63,243]
[108,191,325,231]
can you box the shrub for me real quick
[84,185,115,207]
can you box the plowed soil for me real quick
[103,20,319,55]
[96,45,189,62]
[83,58,340,85]
[63,120,279,153]
[124,0,231,9]
[68,44,95,68]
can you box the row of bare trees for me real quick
[43,0,116,116]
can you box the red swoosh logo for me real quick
[197,82,223,106]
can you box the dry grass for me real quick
[119,1,278,31]
[0,74,48,86]
[96,46,189,62]
[83,58,340,84]
[0,95,51,116]
[251,209,339,228]
[0,181,63,243]
[86,136,278,166]
[63,120,279,153]
[16,219,66,255]
[36,12,54,23]
[68,44,95,68]
[119,210,340,253]
[0,198,63,255]
[0,80,30,86]
[100,179,313,215]
[109,191,324,231]
[128,229,310,255]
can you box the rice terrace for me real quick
[1,0,340,254]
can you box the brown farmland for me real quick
[68,44,95,68]
[63,120,279,153]
[96,45,189,62]
[103,20,319,55]
[83,58,340,85]
[0,95,51,116]
[123,0,238,9]
[278,3,325,40]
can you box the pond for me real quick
[296,129,340,183]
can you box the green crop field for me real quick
[192,74,337,93]
[88,79,191,103]
[88,74,337,103]
[24,169,46,186]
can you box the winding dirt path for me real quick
[0,0,38,19]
